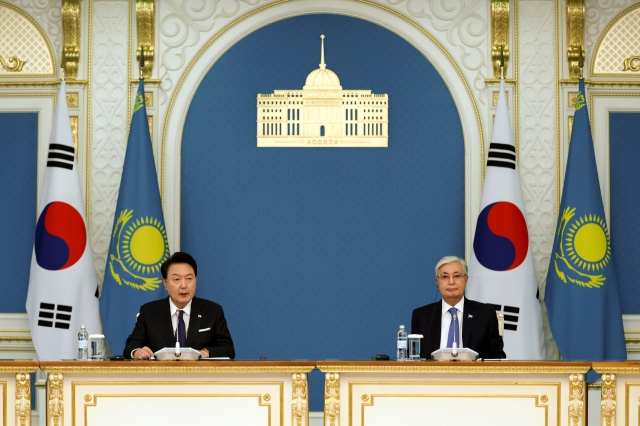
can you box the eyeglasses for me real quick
[437,274,467,282]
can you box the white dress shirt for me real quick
[439,297,465,349]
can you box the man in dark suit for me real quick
[411,256,505,360]
[124,252,235,359]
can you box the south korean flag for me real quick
[465,79,545,360]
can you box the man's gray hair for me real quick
[434,256,468,278]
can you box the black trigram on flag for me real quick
[487,143,516,169]
[47,143,75,170]
[489,304,520,331]
[38,303,72,329]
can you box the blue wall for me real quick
[1,112,38,312]
[181,15,464,410]
[610,112,640,314]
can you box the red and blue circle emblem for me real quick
[34,202,86,271]
[473,201,529,271]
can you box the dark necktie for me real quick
[177,309,187,347]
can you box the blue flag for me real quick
[545,79,626,368]
[100,80,170,355]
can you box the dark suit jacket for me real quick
[411,298,506,359]
[123,296,235,359]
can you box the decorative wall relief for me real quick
[6,0,62,67]
[518,0,557,359]
[0,3,55,76]
[90,0,130,286]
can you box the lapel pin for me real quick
[198,314,202,318]
[468,314,473,318]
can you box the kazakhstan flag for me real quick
[545,79,626,366]
[100,79,170,355]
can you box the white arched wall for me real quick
[161,0,483,253]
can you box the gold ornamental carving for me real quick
[136,0,155,79]
[622,56,640,72]
[66,93,78,108]
[144,92,153,107]
[324,372,340,426]
[70,116,79,154]
[566,0,585,79]
[0,55,27,72]
[601,373,616,426]
[568,373,584,426]
[292,373,308,426]
[491,0,509,78]
[16,373,31,426]
[48,373,64,426]
[62,0,80,79]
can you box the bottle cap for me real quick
[400,325,405,328]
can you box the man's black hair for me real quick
[161,252,197,278]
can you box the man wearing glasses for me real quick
[411,256,506,360]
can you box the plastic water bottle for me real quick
[397,325,408,361]
[77,325,89,360]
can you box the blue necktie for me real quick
[177,310,187,347]
[446,307,458,348]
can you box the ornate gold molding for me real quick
[136,0,155,79]
[324,372,340,426]
[600,373,616,426]
[622,56,640,72]
[316,364,591,374]
[568,373,584,426]
[15,373,31,426]
[62,0,80,79]
[491,0,509,78]
[48,373,63,426]
[292,372,307,426]
[147,116,153,141]
[0,55,27,72]
[566,0,585,79]
[40,364,315,374]
[70,116,79,154]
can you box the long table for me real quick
[38,360,315,426]
[316,360,592,426]
[3,360,635,426]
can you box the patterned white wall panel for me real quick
[5,0,62,69]
[377,0,490,106]
[90,1,130,286]
[157,0,274,108]
[518,0,557,358]
[585,0,640,75]
[518,0,557,286]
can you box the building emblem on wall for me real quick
[257,35,389,148]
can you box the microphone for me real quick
[175,315,182,356]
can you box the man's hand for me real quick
[133,346,154,360]
[199,348,210,358]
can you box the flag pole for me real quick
[499,45,505,80]
[139,45,145,81]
